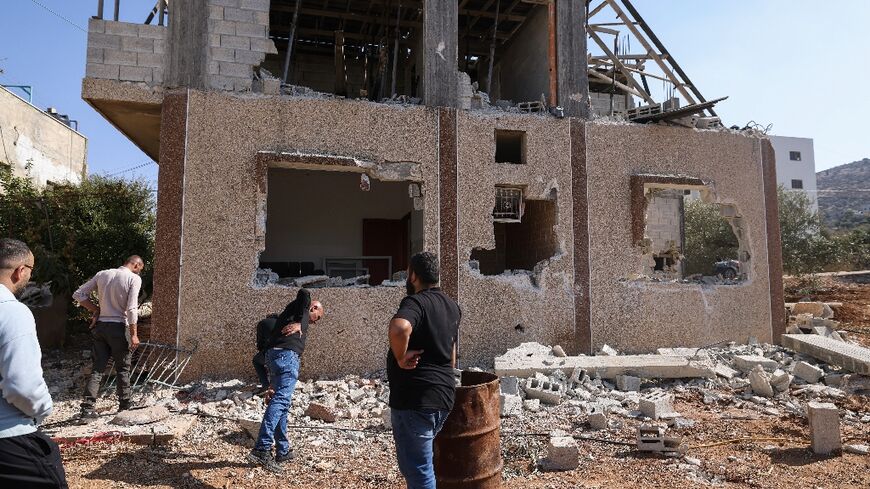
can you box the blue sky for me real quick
[1,0,868,187]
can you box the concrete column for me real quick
[167,0,210,89]
[556,0,589,118]
[423,0,458,107]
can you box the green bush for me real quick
[682,199,739,276]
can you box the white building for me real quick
[768,135,817,210]
[0,85,87,187]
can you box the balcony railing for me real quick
[95,0,167,26]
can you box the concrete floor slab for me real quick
[782,334,870,375]
[494,354,714,379]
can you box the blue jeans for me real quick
[254,349,299,456]
[391,408,450,489]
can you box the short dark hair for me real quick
[410,252,439,285]
[125,255,144,266]
[0,238,31,269]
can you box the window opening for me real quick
[495,130,525,164]
[493,186,524,222]
[791,179,804,189]
[789,151,802,161]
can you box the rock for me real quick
[733,355,778,373]
[792,302,834,319]
[598,344,619,356]
[749,366,775,397]
[540,436,579,471]
[500,394,522,418]
[588,412,607,430]
[615,375,641,392]
[111,405,171,426]
[523,399,541,412]
[793,361,824,383]
[714,364,739,380]
[552,345,567,357]
[305,402,338,423]
[844,444,869,455]
[381,407,392,429]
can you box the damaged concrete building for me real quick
[81,0,784,379]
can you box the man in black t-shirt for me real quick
[387,252,461,489]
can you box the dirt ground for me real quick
[52,274,870,488]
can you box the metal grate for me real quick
[100,341,196,393]
[493,187,524,223]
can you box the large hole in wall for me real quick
[257,168,424,288]
[639,186,747,284]
[470,191,558,282]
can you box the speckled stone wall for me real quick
[455,111,577,366]
[585,123,774,352]
[171,91,440,379]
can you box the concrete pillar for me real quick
[167,0,210,89]
[556,0,589,118]
[422,0,458,107]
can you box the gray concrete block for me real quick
[253,10,270,25]
[152,67,164,84]
[211,0,240,7]
[794,361,824,383]
[540,436,578,471]
[224,7,254,23]
[615,374,641,392]
[120,65,152,82]
[240,0,270,12]
[88,18,106,33]
[138,52,165,69]
[85,63,120,79]
[749,365,774,397]
[219,61,252,78]
[138,25,167,40]
[212,47,236,62]
[250,37,278,54]
[209,5,224,20]
[208,60,220,75]
[210,75,237,90]
[524,377,563,405]
[714,364,739,379]
[220,34,250,50]
[807,402,840,455]
[235,21,266,38]
[86,47,104,63]
[588,412,607,430]
[210,19,236,36]
[209,33,222,47]
[783,334,870,375]
[500,393,522,418]
[103,49,138,66]
[105,21,139,37]
[233,77,253,91]
[121,36,154,53]
[234,48,266,65]
[153,39,165,54]
[500,376,520,396]
[639,392,674,419]
[88,32,122,50]
[733,355,779,373]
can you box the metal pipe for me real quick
[113,0,120,21]
[158,0,165,26]
[390,4,401,97]
[97,0,104,19]
[485,0,500,94]
[281,0,303,84]
[547,0,558,107]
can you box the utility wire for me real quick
[28,0,88,33]
[103,161,156,177]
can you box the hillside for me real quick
[816,157,870,229]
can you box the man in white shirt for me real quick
[0,238,68,487]
[73,256,144,418]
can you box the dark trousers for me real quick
[0,431,68,488]
[83,322,132,408]
[252,351,269,388]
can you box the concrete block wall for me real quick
[86,19,167,85]
[590,91,629,117]
[207,0,277,91]
[645,189,682,254]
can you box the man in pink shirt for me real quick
[73,256,144,418]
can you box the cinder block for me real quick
[210,75,236,90]
[639,392,673,419]
[220,34,250,50]
[794,361,824,383]
[637,425,666,452]
[121,36,154,53]
[219,61,252,78]
[88,18,106,33]
[208,60,220,75]
[85,63,120,79]
[250,37,278,54]
[499,394,522,418]
[500,376,520,396]
[119,65,152,82]
[209,5,224,20]
[137,52,164,69]
[103,49,138,66]
[104,21,139,37]
[211,47,236,62]
[153,39,165,54]
[210,19,236,35]
[86,47,104,63]
[88,32,122,50]
[615,375,641,392]
[524,377,563,405]
[733,355,779,373]
[224,7,254,23]
[211,0,240,7]
[540,436,578,471]
[253,10,270,25]
[234,48,266,65]
[138,25,167,39]
[235,21,266,38]
[152,67,164,84]
[240,0,270,12]
[807,402,840,454]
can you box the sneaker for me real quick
[246,449,282,473]
[79,407,99,420]
[118,400,133,411]
[275,450,296,464]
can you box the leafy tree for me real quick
[682,199,739,276]
[776,186,842,274]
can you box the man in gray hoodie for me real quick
[0,238,68,487]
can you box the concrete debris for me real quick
[500,393,523,418]
[380,408,392,429]
[782,334,870,375]
[807,402,841,455]
[714,364,739,380]
[588,411,608,430]
[793,361,824,384]
[523,399,541,412]
[306,402,339,423]
[770,370,793,392]
[615,375,642,392]
[749,366,775,398]
[639,392,675,419]
[540,436,579,471]
[844,444,869,455]
[524,377,564,405]
[110,405,171,426]
[598,344,619,356]
[733,355,779,373]
[552,345,567,357]
[792,302,834,319]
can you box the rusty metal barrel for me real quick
[433,371,503,488]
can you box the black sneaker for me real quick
[118,400,132,411]
[246,449,282,473]
[275,450,296,464]
[79,407,99,420]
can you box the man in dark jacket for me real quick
[247,289,323,472]
[387,252,461,489]
[252,315,278,392]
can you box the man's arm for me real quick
[125,276,142,350]
[72,275,100,315]
[389,318,422,369]
[0,313,53,422]
[452,342,457,369]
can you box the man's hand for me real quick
[398,349,423,370]
[129,334,140,351]
[264,387,275,405]
[281,322,302,337]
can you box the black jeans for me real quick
[0,431,68,488]
[252,351,269,388]
[83,322,132,408]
